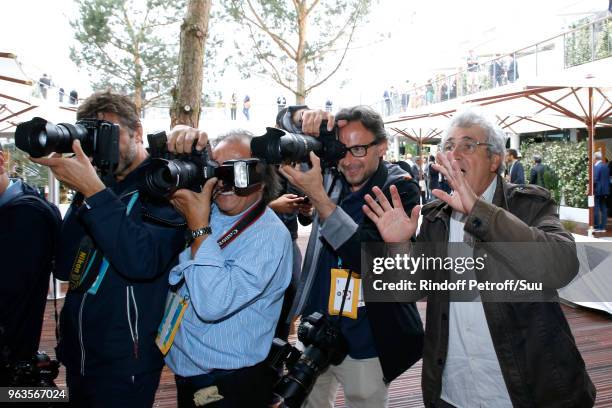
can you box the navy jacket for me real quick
[54,160,186,377]
[0,180,61,363]
[594,161,610,196]
[508,160,525,184]
[294,162,424,382]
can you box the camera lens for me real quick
[278,134,322,163]
[15,117,90,157]
[251,128,323,164]
[144,158,202,197]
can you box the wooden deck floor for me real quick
[40,297,611,407]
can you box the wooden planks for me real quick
[39,299,611,407]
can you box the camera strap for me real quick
[87,191,139,295]
[217,199,267,249]
[67,191,140,294]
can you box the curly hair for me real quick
[77,90,140,135]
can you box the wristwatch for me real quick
[189,226,212,240]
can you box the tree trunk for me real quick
[295,2,307,105]
[134,46,143,116]
[170,0,212,128]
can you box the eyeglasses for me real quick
[441,140,492,155]
[345,141,379,158]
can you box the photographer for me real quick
[162,128,292,407]
[0,143,61,385]
[30,91,187,407]
[278,105,424,407]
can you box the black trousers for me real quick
[175,362,276,408]
[66,369,161,408]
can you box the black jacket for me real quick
[0,180,61,364]
[54,160,186,377]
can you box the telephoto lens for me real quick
[15,117,92,157]
[251,127,323,164]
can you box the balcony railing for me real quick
[377,14,612,117]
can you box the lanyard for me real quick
[87,191,140,295]
[336,257,352,319]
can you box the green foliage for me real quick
[521,140,588,208]
[70,0,185,108]
[562,17,612,67]
[595,18,612,60]
[220,0,372,102]
[3,143,49,190]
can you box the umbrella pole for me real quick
[587,87,594,234]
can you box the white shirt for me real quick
[440,177,513,408]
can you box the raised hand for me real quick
[30,139,105,198]
[363,185,421,243]
[431,151,478,215]
[167,125,208,154]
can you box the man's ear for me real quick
[133,122,144,144]
[0,151,5,175]
[490,153,502,173]
[377,140,388,158]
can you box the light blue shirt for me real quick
[441,177,513,408]
[165,202,293,376]
[0,179,22,208]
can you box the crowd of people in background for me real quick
[381,49,520,116]
[38,73,79,105]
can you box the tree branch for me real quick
[304,8,360,94]
[246,23,295,94]
[305,0,320,17]
[244,0,297,58]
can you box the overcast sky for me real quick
[2,0,607,118]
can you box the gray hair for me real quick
[213,129,280,204]
[594,151,602,160]
[442,109,507,175]
[335,105,388,144]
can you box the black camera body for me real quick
[144,131,262,198]
[15,117,120,180]
[2,352,59,388]
[250,122,347,168]
[144,131,219,198]
[268,312,348,407]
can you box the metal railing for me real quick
[376,14,612,117]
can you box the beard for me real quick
[114,139,137,176]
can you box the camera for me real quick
[143,131,262,198]
[251,122,347,167]
[3,352,60,387]
[267,312,348,407]
[14,117,120,179]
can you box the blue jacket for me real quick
[54,160,186,377]
[594,161,610,196]
[508,160,525,184]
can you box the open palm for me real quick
[363,185,420,243]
